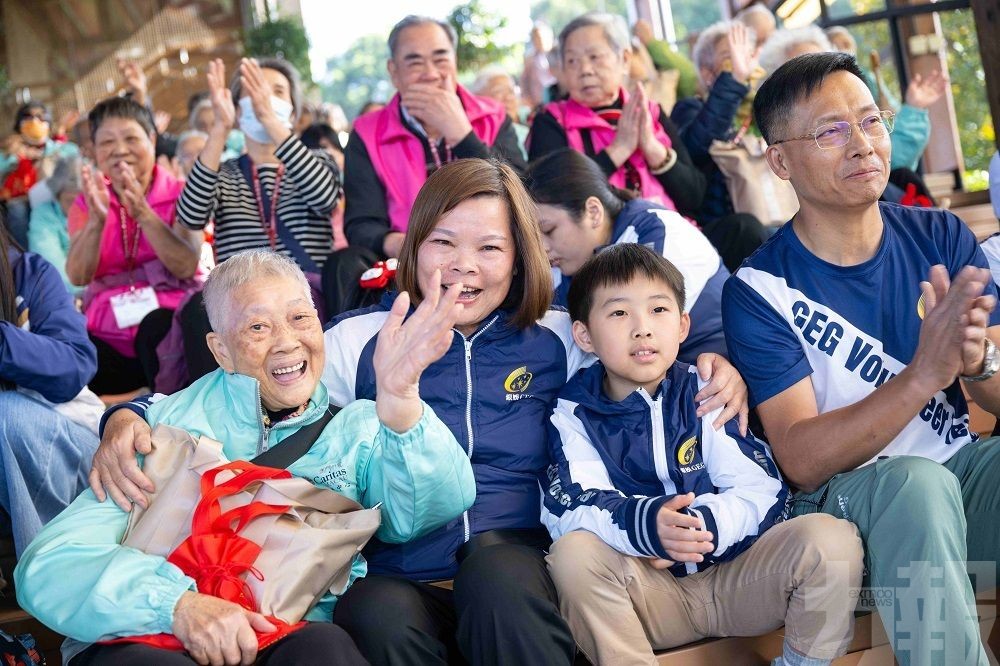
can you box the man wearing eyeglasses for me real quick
[722,52,1000,666]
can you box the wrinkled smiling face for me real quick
[211,275,325,411]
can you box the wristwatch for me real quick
[961,338,1000,382]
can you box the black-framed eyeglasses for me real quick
[771,110,895,150]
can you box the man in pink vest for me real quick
[344,15,527,261]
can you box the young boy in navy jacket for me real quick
[542,244,862,666]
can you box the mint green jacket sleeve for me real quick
[346,400,476,544]
[890,104,930,171]
[28,202,76,293]
[14,489,195,642]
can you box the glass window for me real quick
[667,0,723,44]
[938,8,992,189]
[824,0,887,21]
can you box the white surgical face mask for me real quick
[238,95,293,144]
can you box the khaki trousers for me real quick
[546,513,863,666]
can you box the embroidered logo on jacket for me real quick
[504,366,534,401]
[677,436,698,466]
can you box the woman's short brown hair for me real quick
[396,158,553,330]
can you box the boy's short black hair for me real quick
[567,244,686,324]
[88,96,156,142]
[753,51,866,145]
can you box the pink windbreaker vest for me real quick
[75,167,201,357]
[353,85,507,233]
[544,89,675,209]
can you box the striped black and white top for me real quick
[176,135,341,270]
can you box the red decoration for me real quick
[900,183,933,208]
[359,258,398,290]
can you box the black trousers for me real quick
[70,621,369,665]
[178,291,218,385]
[699,212,770,273]
[333,544,576,666]
[88,307,174,394]
[321,246,386,319]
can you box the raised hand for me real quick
[655,493,714,563]
[154,110,172,135]
[912,264,993,390]
[905,70,948,109]
[726,23,757,85]
[606,86,642,167]
[118,59,148,106]
[118,162,158,224]
[207,59,235,134]
[80,163,110,224]
[373,270,463,432]
[634,82,669,168]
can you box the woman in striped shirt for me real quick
[174,57,341,383]
[176,57,340,270]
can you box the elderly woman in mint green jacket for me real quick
[15,249,475,666]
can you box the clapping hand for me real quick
[207,59,236,135]
[117,162,158,224]
[118,59,148,106]
[80,163,110,225]
[372,270,464,432]
[240,58,289,143]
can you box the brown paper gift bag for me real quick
[709,135,800,227]
[122,424,381,623]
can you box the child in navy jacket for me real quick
[542,244,863,666]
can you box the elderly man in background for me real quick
[17,249,476,666]
[342,15,526,263]
[735,3,777,49]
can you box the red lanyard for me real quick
[118,205,142,285]
[428,141,452,171]
[250,164,284,250]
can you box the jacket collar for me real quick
[563,360,690,415]
[216,369,330,431]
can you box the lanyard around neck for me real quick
[251,163,285,250]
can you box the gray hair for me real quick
[470,66,515,95]
[388,15,458,59]
[47,155,81,197]
[692,20,757,82]
[759,26,833,74]
[203,250,313,335]
[558,12,631,58]
[174,130,208,156]
[735,3,776,26]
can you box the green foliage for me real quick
[245,18,314,85]
[320,34,393,121]
[669,0,721,46]
[448,0,517,75]
[530,0,628,35]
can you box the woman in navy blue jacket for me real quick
[322,159,747,666]
[0,216,100,557]
[91,159,749,665]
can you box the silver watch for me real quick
[961,338,1000,382]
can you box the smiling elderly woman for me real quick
[14,249,475,666]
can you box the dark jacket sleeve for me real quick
[656,111,707,217]
[671,73,749,166]
[453,116,526,174]
[343,130,391,257]
[526,110,569,161]
[0,254,96,402]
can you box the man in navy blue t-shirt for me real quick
[723,52,1000,666]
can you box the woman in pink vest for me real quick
[528,12,706,217]
[66,97,202,397]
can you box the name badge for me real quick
[110,286,159,329]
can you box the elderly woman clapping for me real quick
[15,249,475,666]
[528,12,707,217]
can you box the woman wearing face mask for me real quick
[1,102,80,248]
[174,58,341,384]
[525,148,728,361]
[66,97,203,397]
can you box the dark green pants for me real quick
[792,437,1000,666]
